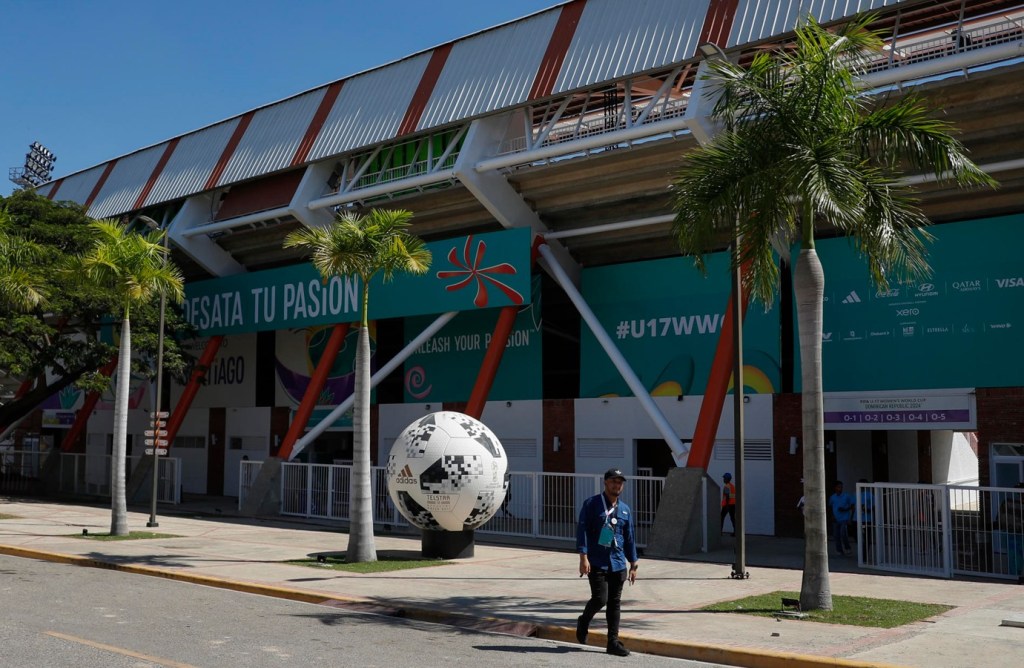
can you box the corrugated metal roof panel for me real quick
[87,145,165,218]
[49,165,105,208]
[218,88,326,185]
[554,0,711,94]
[35,182,54,198]
[307,53,432,161]
[730,0,895,46]
[418,10,560,130]
[145,119,239,206]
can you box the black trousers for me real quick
[581,569,626,642]
[721,504,736,533]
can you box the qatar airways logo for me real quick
[952,280,981,293]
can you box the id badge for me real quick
[598,525,614,547]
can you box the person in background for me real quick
[997,482,1024,584]
[858,479,875,564]
[829,480,855,556]
[576,468,638,657]
[721,472,737,536]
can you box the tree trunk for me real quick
[795,249,832,611]
[345,321,377,562]
[110,317,131,536]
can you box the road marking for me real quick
[44,631,199,668]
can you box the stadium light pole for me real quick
[138,215,168,528]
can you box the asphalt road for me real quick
[0,555,724,667]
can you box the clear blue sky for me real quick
[1,0,561,196]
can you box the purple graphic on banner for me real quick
[825,409,971,425]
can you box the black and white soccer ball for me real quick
[387,411,508,532]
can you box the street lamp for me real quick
[138,214,168,528]
[695,42,748,579]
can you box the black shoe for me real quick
[575,616,588,645]
[607,640,630,657]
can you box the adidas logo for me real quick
[395,464,417,484]
[841,291,862,304]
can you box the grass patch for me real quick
[73,531,181,541]
[289,553,452,574]
[702,590,953,628]
[0,513,20,519]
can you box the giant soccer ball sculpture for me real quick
[387,411,508,533]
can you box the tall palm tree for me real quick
[0,208,46,312]
[284,209,431,562]
[671,15,994,610]
[76,220,184,536]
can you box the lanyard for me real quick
[600,493,617,526]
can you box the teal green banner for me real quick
[801,213,1024,391]
[579,253,780,398]
[183,228,532,335]
[403,276,542,402]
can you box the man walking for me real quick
[576,468,638,657]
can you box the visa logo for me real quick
[996,278,1024,288]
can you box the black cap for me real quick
[604,468,626,481]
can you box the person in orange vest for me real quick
[721,472,736,536]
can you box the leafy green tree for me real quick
[75,220,184,536]
[0,191,193,439]
[284,209,431,562]
[0,207,47,311]
[671,15,994,610]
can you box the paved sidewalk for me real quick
[1,497,1021,668]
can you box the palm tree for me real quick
[76,220,184,536]
[671,15,994,610]
[284,209,431,562]
[0,208,46,312]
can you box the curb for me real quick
[1,544,905,668]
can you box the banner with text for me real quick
[800,213,1024,391]
[579,253,780,398]
[183,228,532,335]
[403,276,542,402]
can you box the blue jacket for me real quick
[577,492,638,572]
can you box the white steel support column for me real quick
[537,243,689,465]
[290,162,337,228]
[289,311,459,460]
[168,194,246,277]
[456,114,581,286]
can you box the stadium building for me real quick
[18,0,1024,539]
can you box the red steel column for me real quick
[277,323,350,460]
[686,266,750,470]
[164,336,224,449]
[60,358,119,453]
[464,306,518,419]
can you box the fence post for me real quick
[942,486,954,577]
[531,473,539,537]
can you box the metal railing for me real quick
[0,449,43,495]
[58,453,182,504]
[865,19,1024,74]
[272,462,666,548]
[858,482,1024,580]
[239,459,263,510]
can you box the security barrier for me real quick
[57,452,181,504]
[858,482,1024,580]
[273,463,666,549]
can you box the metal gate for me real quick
[858,482,1023,580]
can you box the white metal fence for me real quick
[858,482,1024,580]
[58,453,182,504]
[0,448,43,495]
[269,462,666,549]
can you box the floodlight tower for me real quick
[9,142,57,189]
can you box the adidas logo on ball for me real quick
[395,464,417,485]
